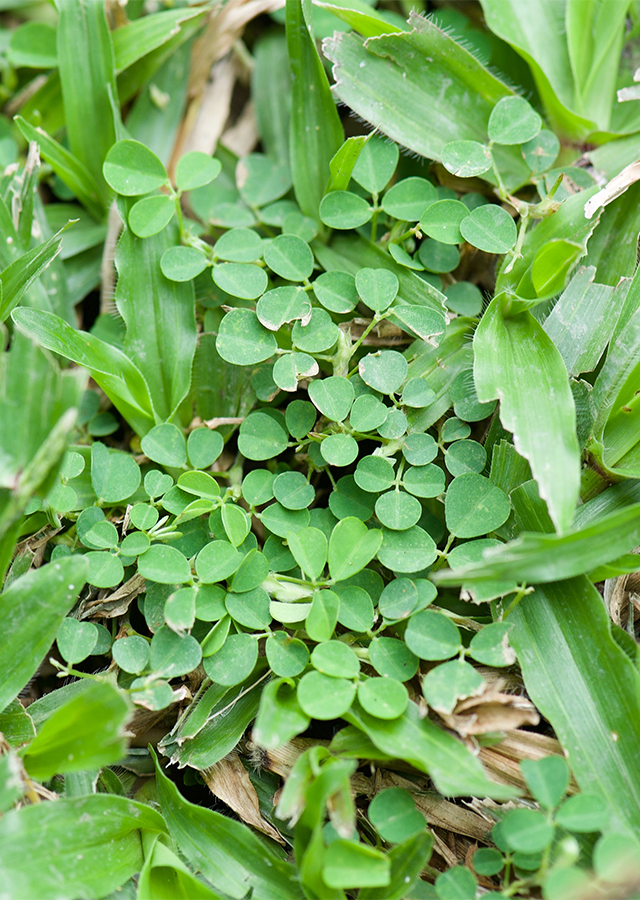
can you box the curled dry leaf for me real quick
[201,750,284,843]
[438,689,539,737]
[584,158,640,219]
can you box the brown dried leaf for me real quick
[439,690,539,737]
[202,751,284,842]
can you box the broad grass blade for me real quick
[474,296,580,532]
[286,0,343,222]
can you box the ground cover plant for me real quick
[3,0,640,896]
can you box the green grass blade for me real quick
[0,793,165,899]
[510,577,640,839]
[0,225,69,323]
[316,0,404,38]
[324,14,530,192]
[114,217,197,422]
[479,0,595,138]
[56,0,117,200]
[474,296,580,532]
[434,498,640,586]
[0,556,88,713]
[287,0,343,222]
[12,307,156,435]
[565,0,629,130]
[155,753,304,900]
[15,118,105,221]
[112,6,205,73]
[542,266,617,377]
[253,32,291,167]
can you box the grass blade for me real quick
[57,0,117,200]
[324,13,530,192]
[0,557,88,712]
[287,0,343,222]
[12,307,156,435]
[0,225,69,323]
[114,217,197,422]
[434,498,640,586]
[474,296,580,532]
[510,576,640,839]
[15,117,105,221]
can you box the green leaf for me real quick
[375,491,422,531]
[112,635,150,674]
[128,194,175,238]
[12,308,155,436]
[356,267,399,312]
[238,153,292,208]
[253,33,291,167]
[501,808,554,853]
[112,6,206,73]
[91,441,141,503]
[459,204,517,254]
[368,637,418,682]
[264,234,314,282]
[328,517,383,581]
[137,832,223,900]
[488,96,541,145]
[309,375,355,422]
[420,200,468,245]
[368,788,424,843]
[215,227,263,263]
[21,682,129,780]
[320,190,372,229]
[417,239,459,275]
[141,423,187,468]
[287,0,343,222]
[313,271,358,314]
[239,412,289,461]
[212,262,269,300]
[57,0,117,198]
[266,631,310,677]
[217,308,277,366]
[204,633,258,686]
[405,611,462,661]
[56,617,98,664]
[358,678,408,719]
[324,15,530,192]
[555,793,609,832]
[352,135,399,194]
[139,545,192,585]
[422,659,484,714]
[297,671,357,719]
[0,557,88,713]
[155,752,302,900]
[377,525,437,574]
[323,841,390,889]
[103,139,168,195]
[0,794,165,900]
[543,266,618,378]
[382,177,437,221]
[150,625,202,677]
[288,527,328,580]
[346,701,517,799]
[253,678,310,749]
[473,848,504,877]
[468,622,516,666]
[312,641,360,678]
[360,351,407,394]
[474,296,580,533]
[521,129,559,174]
[435,866,477,900]
[327,135,369,192]
[441,140,492,178]
[176,151,221,191]
[445,473,510,538]
[305,589,340,641]
[359,833,433,900]
[520,756,569,810]
[9,21,57,68]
